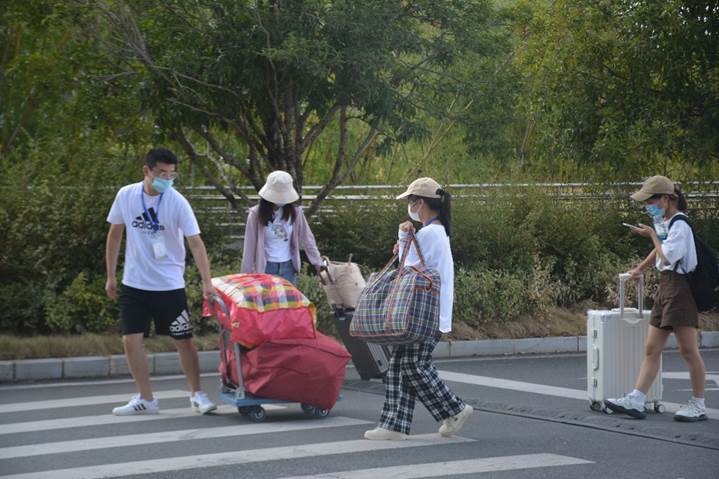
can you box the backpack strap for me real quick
[667,213,692,273]
[668,213,691,231]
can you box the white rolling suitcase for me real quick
[587,273,665,414]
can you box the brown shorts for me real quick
[650,271,698,330]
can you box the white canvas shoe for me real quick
[439,405,473,437]
[363,427,409,441]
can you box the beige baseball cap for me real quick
[396,177,443,200]
[630,175,675,201]
[259,170,300,205]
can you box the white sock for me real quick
[628,389,646,403]
[692,397,705,408]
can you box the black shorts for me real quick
[119,285,193,340]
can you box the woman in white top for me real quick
[364,177,473,440]
[605,176,707,422]
[241,171,323,285]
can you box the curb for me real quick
[1,332,718,383]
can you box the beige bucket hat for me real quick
[259,170,300,205]
[396,177,443,200]
[630,175,675,201]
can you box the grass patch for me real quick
[0,334,220,360]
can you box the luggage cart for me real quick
[210,294,333,422]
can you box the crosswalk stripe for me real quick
[0,433,471,479]
[438,370,719,419]
[0,416,371,460]
[0,404,286,436]
[0,373,221,392]
[279,453,594,478]
[0,390,189,414]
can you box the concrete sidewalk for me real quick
[2,332,718,382]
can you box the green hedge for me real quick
[1,183,716,335]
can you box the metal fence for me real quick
[182,181,719,242]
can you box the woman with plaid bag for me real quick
[364,177,473,440]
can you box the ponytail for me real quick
[673,185,688,212]
[437,189,452,237]
[417,189,452,237]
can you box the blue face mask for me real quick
[645,204,664,217]
[152,177,173,193]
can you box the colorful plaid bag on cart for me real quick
[349,231,440,345]
[203,273,316,348]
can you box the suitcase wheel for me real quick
[239,406,267,422]
[301,403,330,418]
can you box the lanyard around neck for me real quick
[423,215,440,227]
[140,185,164,233]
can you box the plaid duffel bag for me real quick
[349,231,440,344]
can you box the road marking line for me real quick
[437,370,719,419]
[279,453,594,478]
[0,433,471,479]
[0,404,285,436]
[0,390,189,413]
[0,416,371,459]
[0,373,220,391]
[663,371,719,387]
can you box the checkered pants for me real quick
[379,335,465,434]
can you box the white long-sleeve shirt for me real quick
[656,213,697,274]
[398,224,454,333]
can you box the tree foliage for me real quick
[90,0,496,213]
[512,0,719,177]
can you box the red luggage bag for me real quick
[221,332,351,411]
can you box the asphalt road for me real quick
[0,349,717,478]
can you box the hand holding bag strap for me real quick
[319,256,335,285]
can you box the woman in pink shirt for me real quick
[240,171,323,285]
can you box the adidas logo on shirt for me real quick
[169,310,192,334]
[131,207,166,231]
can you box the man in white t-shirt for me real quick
[105,147,217,416]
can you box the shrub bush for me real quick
[1,178,715,335]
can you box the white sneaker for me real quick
[112,394,159,416]
[674,398,707,422]
[439,404,474,437]
[363,427,409,441]
[190,391,217,414]
[604,395,646,419]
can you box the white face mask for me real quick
[407,202,421,222]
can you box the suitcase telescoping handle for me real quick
[618,273,644,317]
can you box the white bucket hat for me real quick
[259,170,300,205]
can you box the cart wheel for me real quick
[248,406,266,422]
[300,403,315,415]
[312,408,330,418]
[238,406,253,416]
[590,401,602,412]
[654,403,666,414]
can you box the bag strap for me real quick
[367,229,425,290]
[668,214,692,273]
[384,230,428,330]
[668,213,691,231]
